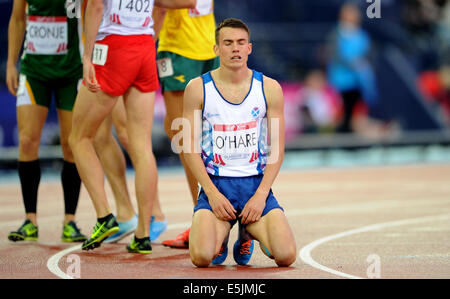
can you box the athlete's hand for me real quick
[207,191,237,222]
[82,57,101,93]
[239,190,266,225]
[6,63,19,97]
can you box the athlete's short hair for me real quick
[215,18,250,45]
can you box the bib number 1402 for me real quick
[118,0,151,13]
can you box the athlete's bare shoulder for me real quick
[262,75,284,111]
[262,75,282,92]
[184,76,204,109]
[185,76,204,97]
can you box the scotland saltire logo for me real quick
[251,107,260,118]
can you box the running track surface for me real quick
[1,163,449,279]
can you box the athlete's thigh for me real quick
[246,208,296,258]
[71,84,118,139]
[106,97,129,150]
[123,87,155,147]
[190,209,231,255]
[163,90,184,121]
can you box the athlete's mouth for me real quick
[231,55,241,60]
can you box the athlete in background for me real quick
[154,0,219,249]
[6,0,87,243]
[69,0,196,253]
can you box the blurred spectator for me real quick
[326,2,380,134]
[402,0,448,70]
[298,69,342,133]
[418,67,450,126]
[437,0,450,65]
[407,0,450,127]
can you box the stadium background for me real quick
[0,0,449,280]
[0,0,449,171]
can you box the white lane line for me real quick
[46,245,81,279]
[47,209,450,279]
[46,221,191,279]
[298,213,450,279]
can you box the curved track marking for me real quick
[48,211,450,279]
[46,244,81,279]
[299,213,450,279]
[47,221,191,279]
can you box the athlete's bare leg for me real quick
[17,105,48,225]
[69,85,118,218]
[122,87,158,238]
[111,97,165,222]
[94,113,135,222]
[163,90,199,204]
[245,209,297,267]
[189,209,231,267]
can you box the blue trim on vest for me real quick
[201,72,213,117]
[202,72,213,84]
[258,71,268,112]
[254,71,263,82]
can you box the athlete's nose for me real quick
[231,42,240,52]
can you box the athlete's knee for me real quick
[18,133,40,155]
[68,131,78,151]
[68,130,90,153]
[127,144,155,167]
[190,249,213,268]
[93,129,112,149]
[274,244,297,267]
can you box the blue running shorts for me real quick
[194,175,284,226]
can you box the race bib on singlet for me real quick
[25,16,68,55]
[212,120,259,163]
[109,0,153,28]
[188,0,213,17]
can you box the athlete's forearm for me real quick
[184,153,219,196]
[152,6,167,40]
[256,150,284,197]
[154,0,196,9]
[7,3,26,67]
[83,0,104,62]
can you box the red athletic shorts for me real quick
[91,34,159,96]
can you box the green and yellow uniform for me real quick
[17,0,83,111]
[156,0,219,91]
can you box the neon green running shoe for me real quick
[126,236,152,254]
[82,216,119,251]
[8,219,38,242]
[61,221,88,243]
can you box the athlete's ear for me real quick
[213,44,219,56]
[248,42,253,55]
